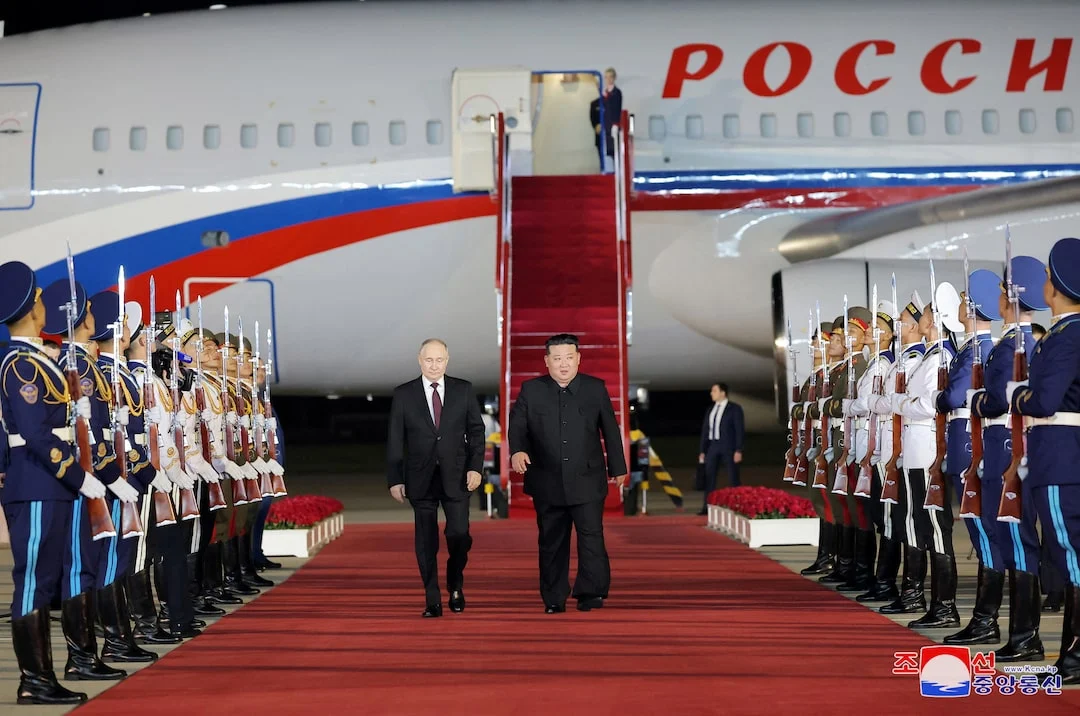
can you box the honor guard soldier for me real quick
[942,270,1002,645]
[970,255,1047,662]
[848,301,898,603]
[825,306,874,593]
[798,322,835,576]
[896,282,963,629]
[250,355,283,571]
[88,291,159,663]
[871,292,927,615]
[236,335,274,587]
[1010,237,1080,682]
[0,262,93,705]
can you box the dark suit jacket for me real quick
[589,86,623,155]
[508,373,628,506]
[699,401,745,455]
[386,376,485,500]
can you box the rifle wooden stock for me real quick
[783,385,799,482]
[114,426,144,539]
[854,372,882,498]
[170,385,200,522]
[194,385,228,512]
[221,386,250,505]
[252,416,273,498]
[66,370,117,541]
[811,416,830,490]
[959,362,985,519]
[924,360,949,511]
[998,349,1027,523]
[832,410,852,495]
[239,421,262,500]
[265,395,287,496]
[880,370,906,505]
[792,380,816,487]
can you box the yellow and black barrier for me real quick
[630,429,684,511]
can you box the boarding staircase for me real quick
[492,111,635,517]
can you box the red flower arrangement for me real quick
[707,486,816,520]
[265,495,345,530]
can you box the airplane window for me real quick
[426,120,443,145]
[352,121,369,146]
[130,126,147,151]
[833,112,851,137]
[1019,109,1037,135]
[722,114,739,139]
[797,113,814,138]
[389,120,407,146]
[277,123,295,148]
[907,111,925,136]
[240,124,258,148]
[871,112,888,137]
[315,122,333,147]
[203,125,221,150]
[166,126,184,151]
[945,111,962,136]
[647,115,666,141]
[92,128,110,152]
[1058,108,1075,134]
[760,113,777,138]
[686,115,704,140]
[982,110,999,135]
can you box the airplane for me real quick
[1,0,1078,430]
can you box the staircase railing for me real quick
[612,110,634,472]
[490,112,513,499]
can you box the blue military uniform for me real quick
[1011,237,1080,682]
[969,255,1048,663]
[941,269,1004,646]
[0,262,90,705]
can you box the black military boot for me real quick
[98,583,157,663]
[820,524,853,584]
[127,569,180,645]
[995,570,1044,662]
[838,528,877,593]
[187,553,226,614]
[1044,589,1064,612]
[908,552,961,628]
[12,608,88,705]
[801,520,835,576]
[223,537,259,595]
[205,542,244,605]
[857,534,901,602]
[240,532,274,588]
[1054,583,1080,684]
[945,565,1003,645]
[61,593,126,681]
[880,546,927,614]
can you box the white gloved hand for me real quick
[212,457,227,473]
[199,462,221,484]
[107,478,139,504]
[177,469,197,490]
[79,473,107,499]
[76,396,92,421]
[841,398,853,416]
[1006,380,1029,404]
[239,415,251,430]
[242,462,259,480]
[267,417,277,433]
[151,472,172,494]
[201,409,213,425]
[145,403,164,428]
[224,461,246,482]
[890,392,906,415]
[226,411,238,426]
[254,414,266,430]
[253,456,268,472]
[117,405,130,427]
[267,459,284,476]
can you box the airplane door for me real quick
[0,83,41,210]
[451,68,532,192]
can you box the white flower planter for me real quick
[262,513,345,558]
[707,505,818,549]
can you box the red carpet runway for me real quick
[77,517,1080,714]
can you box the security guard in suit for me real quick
[943,270,1003,645]
[41,279,134,682]
[0,262,92,705]
[1012,237,1080,682]
[970,255,1047,662]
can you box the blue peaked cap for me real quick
[0,262,38,325]
[968,270,1002,322]
[42,280,88,335]
[88,291,123,342]
[1049,238,1080,303]
[1004,256,1049,312]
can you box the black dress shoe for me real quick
[170,624,203,639]
[545,604,566,614]
[449,591,465,613]
[255,558,282,571]
[192,601,226,616]
[422,604,443,618]
[697,507,707,516]
[577,597,604,612]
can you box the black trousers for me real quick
[534,498,610,606]
[409,473,472,605]
[149,516,193,626]
[703,442,740,507]
[898,468,955,556]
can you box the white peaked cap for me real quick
[911,290,924,310]
[125,301,142,337]
[935,282,965,333]
[877,300,897,318]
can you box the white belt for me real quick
[103,428,113,440]
[133,434,147,446]
[855,418,868,430]
[812,420,821,430]
[904,418,934,427]
[8,427,75,448]
[948,409,970,422]
[984,416,1011,427]
[1026,413,1080,428]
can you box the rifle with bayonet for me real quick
[63,243,117,541]
[111,268,145,538]
[959,250,984,519]
[170,294,214,516]
[925,260,949,511]
[264,329,287,496]
[854,284,881,498]
[235,317,263,500]
[145,278,178,527]
[811,301,833,491]
[194,297,228,511]
[783,319,799,483]
[881,274,904,505]
[999,226,1026,524]
[251,321,274,498]
[832,295,855,496]
[221,307,250,506]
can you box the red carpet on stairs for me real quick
[77,517,1080,715]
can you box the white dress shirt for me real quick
[422,376,445,425]
[708,399,728,440]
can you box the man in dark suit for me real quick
[589,67,623,172]
[698,382,745,514]
[387,338,486,618]
[509,334,627,613]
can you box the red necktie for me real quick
[431,383,442,431]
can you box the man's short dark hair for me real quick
[545,333,579,354]
[713,382,729,394]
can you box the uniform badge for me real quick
[19,384,38,405]
[50,448,63,463]
[167,447,176,458]
[128,449,139,461]
[98,443,107,458]
[80,377,94,397]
